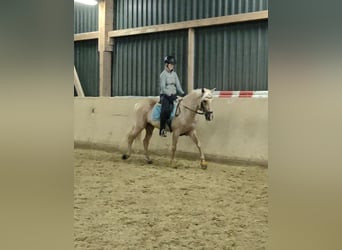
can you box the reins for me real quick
[175,98,205,116]
[182,104,205,115]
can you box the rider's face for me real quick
[167,63,174,72]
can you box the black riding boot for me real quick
[160,95,172,136]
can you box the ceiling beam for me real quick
[108,11,268,38]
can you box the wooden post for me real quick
[74,66,85,97]
[98,0,114,96]
[187,28,195,93]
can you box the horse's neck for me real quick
[182,92,201,109]
[178,92,201,120]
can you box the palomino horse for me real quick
[122,88,215,169]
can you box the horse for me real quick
[122,88,215,169]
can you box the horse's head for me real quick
[200,88,215,121]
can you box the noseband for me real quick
[200,102,214,120]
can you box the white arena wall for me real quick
[74,96,268,166]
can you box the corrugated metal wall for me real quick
[74,0,268,95]
[74,2,98,33]
[195,20,268,90]
[74,3,99,96]
[112,30,188,96]
[115,0,268,29]
[74,40,99,96]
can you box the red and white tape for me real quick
[213,91,268,98]
[113,90,268,98]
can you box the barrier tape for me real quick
[112,91,268,98]
[213,91,268,98]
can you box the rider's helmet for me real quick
[164,55,176,65]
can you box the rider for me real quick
[159,55,185,137]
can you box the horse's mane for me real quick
[190,89,203,95]
[185,88,212,101]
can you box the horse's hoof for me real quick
[169,161,177,168]
[147,159,153,164]
[122,154,129,160]
[200,160,208,170]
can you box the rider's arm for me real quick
[175,73,185,96]
[159,72,167,95]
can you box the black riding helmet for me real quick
[164,56,176,65]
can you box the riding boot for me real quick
[160,94,174,137]
[166,119,172,132]
[160,102,168,137]
[160,117,167,137]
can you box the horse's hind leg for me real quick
[122,125,143,160]
[188,130,207,169]
[143,124,154,164]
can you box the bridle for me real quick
[176,98,214,120]
[200,101,214,121]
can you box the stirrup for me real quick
[159,129,167,137]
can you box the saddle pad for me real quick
[151,102,177,121]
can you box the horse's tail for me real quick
[131,102,144,142]
[134,102,141,113]
[127,99,156,144]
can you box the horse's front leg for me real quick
[188,130,207,169]
[170,131,180,167]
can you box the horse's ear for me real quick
[211,88,216,92]
[202,88,205,93]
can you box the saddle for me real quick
[151,101,177,120]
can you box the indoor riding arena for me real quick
[74,0,268,249]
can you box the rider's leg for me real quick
[160,95,169,136]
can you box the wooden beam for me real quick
[187,28,195,94]
[99,52,112,96]
[98,0,114,96]
[109,11,268,38]
[74,31,99,41]
[74,11,268,42]
[74,66,85,97]
[98,0,114,52]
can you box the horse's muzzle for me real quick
[205,111,213,121]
